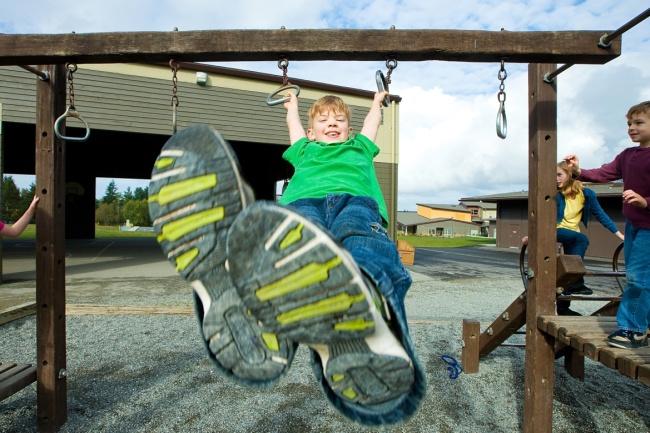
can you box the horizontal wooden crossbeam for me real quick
[0,29,620,66]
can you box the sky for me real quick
[2,1,649,209]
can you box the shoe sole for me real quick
[227,201,414,403]
[148,125,293,382]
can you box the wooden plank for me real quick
[638,365,650,386]
[0,30,620,65]
[462,320,480,374]
[65,304,193,315]
[0,302,37,326]
[0,363,37,401]
[35,64,67,433]
[619,355,650,380]
[582,338,610,360]
[523,63,557,433]
[480,292,527,356]
[558,325,618,346]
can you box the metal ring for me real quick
[496,101,507,139]
[54,107,91,142]
[65,63,78,73]
[266,84,300,106]
[375,70,390,107]
[385,59,398,70]
[277,58,289,70]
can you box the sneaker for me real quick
[563,285,593,296]
[607,329,649,349]
[226,202,415,411]
[148,125,295,385]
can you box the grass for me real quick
[15,224,155,240]
[15,225,494,247]
[397,234,496,248]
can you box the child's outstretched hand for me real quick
[622,189,648,208]
[374,90,389,107]
[283,91,299,111]
[564,154,580,169]
[30,196,40,209]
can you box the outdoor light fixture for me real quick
[196,71,208,85]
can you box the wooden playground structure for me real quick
[0,9,648,432]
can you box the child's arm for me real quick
[360,91,388,142]
[564,153,621,182]
[283,92,307,144]
[588,192,624,240]
[0,196,39,238]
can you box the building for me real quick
[459,200,497,237]
[462,183,625,258]
[0,64,401,238]
[397,205,480,237]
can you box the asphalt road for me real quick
[411,245,624,295]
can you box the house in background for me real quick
[397,204,480,237]
[461,183,625,259]
[459,200,497,237]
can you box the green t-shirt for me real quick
[279,133,389,223]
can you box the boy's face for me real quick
[307,110,351,143]
[627,112,650,147]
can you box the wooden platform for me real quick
[538,316,650,386]
[0,362,37,401]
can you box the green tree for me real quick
[95,202,120,225]
[122,187,134,202]
[1,176,22,222]
[19,183,36,216]
[133,187,148,200]
[122,199,151,226]
[102,180,120,204]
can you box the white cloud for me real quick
[2,1,649,207]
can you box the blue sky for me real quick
[3,1,649,208]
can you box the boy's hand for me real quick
[563,154,579,168]
[374,90,389,107]
[283,91,298,111]
[622,189,648,208]
[30,196,40,209]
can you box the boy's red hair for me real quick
[308,95,351,128]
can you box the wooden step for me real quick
[538,315,650,386]
[0,362,37,401]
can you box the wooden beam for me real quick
[523,63,558,433]
[35,64,67,433]
[0,29,620,66]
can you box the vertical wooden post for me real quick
[462,319,480,373]
[35,64,67,433]
[523,63,557,433]
[0,101,4,283]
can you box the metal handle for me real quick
[54,107,91,142]
[496,101,507,139]
[375,70,390,107]
[266,84,300,106]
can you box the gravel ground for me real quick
[1,271,649,433]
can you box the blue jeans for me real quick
[287,194,426,425]
[556,228,589,289]
[617,223,650,333]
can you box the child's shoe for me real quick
[148,125,295,385]
[607,329,649,349]
[226,201,418,424]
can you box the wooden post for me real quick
[523,63,558,433]
[0,101,3,283]
[462,320,480,373]
[35,64,67,433]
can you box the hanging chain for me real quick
[385,59,398,85]
[497,60,507,103]
[496,60,508,139]
[278,58,289,86]
[65,63,78,109]
[170,60,179,134]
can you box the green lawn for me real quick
[397,234,495,248]
[14,224,155,239]
[15,225,493,247]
